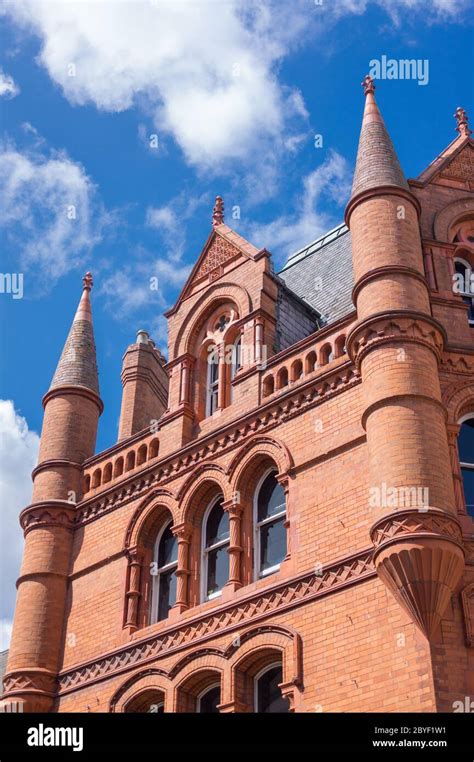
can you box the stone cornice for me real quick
[57,547,375,695]
[42,384,104,414]
[345,185,421,227]
[352,265,429,305]
[75,362,360,527]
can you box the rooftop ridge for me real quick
[279,222,349,273]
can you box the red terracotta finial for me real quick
[454,106,471,138]
[362,74,375,96]
[212,196,224,227]
[82,272,93,291]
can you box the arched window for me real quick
[114,457,124,478]
[126,451,136,471]
[459,415,474,517]
[206,345,219,416]
[254,663,289,713]
[202,496,229,600]
[151,521,178,622]
[454,258,474,325]
[196,683,221,713]
[254,471,287,578]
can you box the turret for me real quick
[118,330,168,441]
[346,77,464,639]
[1,273,102,711]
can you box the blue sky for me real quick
[0,0,473,646]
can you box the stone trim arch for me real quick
[109,668,171,712]
[173,283,252,359]
[433,197,474,243]
[227,434,294,494]
[124,489,178,550]
[177,463,232,524]
[227,624,303,712]
[170,649,228,712]
[442,381,474,425]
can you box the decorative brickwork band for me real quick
[2,669,57,701]
[346,311,446,369]
[370,509,465,639]
[19,500,76,536]
[58,548,374,695]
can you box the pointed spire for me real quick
[49,272,100,395]
[212,195,224,227]
[454,106,471,138]
[350,75,408,199]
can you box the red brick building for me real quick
[2,79,474,714]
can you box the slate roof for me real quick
[351,88,408,198]
[49,286,100,396]
[278,223,355,325]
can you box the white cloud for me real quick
[2,0,309,172]
[0,401,40,651]
[0,68,19,99]
[246,150,352,260]
[0,140,106,290]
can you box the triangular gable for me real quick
[166,223,264,316]
[413,136,474,188]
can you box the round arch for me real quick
[124,488,178,550]
[173,283,252,359]
[109,668,171,713]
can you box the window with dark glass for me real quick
[255,471,287,577]
[454,259,474,325]
[197,684,221,713]
[459,417,474,517]
[255,665,289,713]
[203,497,229,599]
[151,521,178,622]
[206,345,219,416]
[231,336,242,379]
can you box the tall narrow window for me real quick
[231,336,242,379]
[255,664,289,713]
[255,471,287,577]
[454,259,474,325]
[197,684,221,713]
[151,521,178,622]
[202,496,229,600]
[206,345,219,416]
[459,416,474,517]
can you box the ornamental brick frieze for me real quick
[57,547,375,695]
[20,500,76,536]
[346,311,446,368]
[370,509,464,551]
[3,669,57,698]
[75,364,360,527]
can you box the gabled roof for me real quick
[412,135,474,188]
[165,223,264,317]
